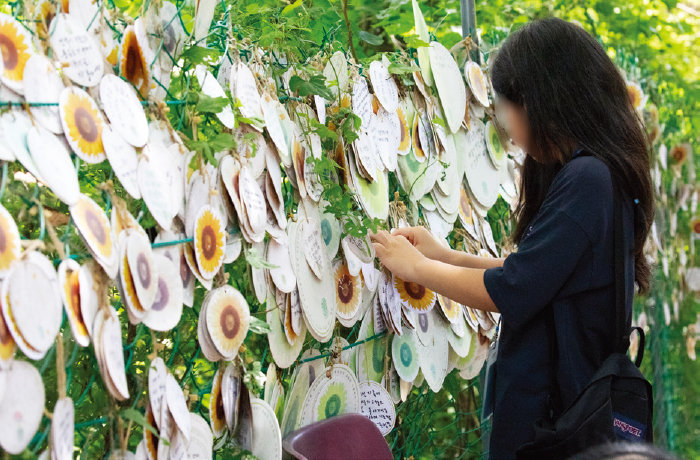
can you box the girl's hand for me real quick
[370,230,427,282]
[391,226,450,262]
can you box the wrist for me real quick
[441,247,458,264]
[411,255,433,284]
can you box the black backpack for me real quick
[515,184,654,459]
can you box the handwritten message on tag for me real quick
[374,108,400,172]
[369,61,398,113]
[352,79,372,130]
[51,398,74,460]
[100,75,148,147]
[302,220,324,279]
[239,167,267,234]
[50,14,103,87]
[359,382,396,435]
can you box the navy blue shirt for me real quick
[483,149,635,459]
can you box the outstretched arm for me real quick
[391,226,504,269]
[443,250,505,270]
[370,230,499,313]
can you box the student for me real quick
[370,17,654,459]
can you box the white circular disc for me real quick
[166,373,191,440]
[392,330,420,382]
[100,310,130,400]
[148,357,168,430]
[1,110,44,180]
[70,194,118,277]
[142,254,184,331]
[126,232,157,310]
[266,291,305,369]
[0,13,34,94]
[102,126,141,199]
[77,262,99,339]
[59,86,106,164]
[51,397,75,460]
[429,42,466,134]
[293,220,336,342]
[187,413,213,459]
[6,254,61,354]
[49,13,103,87]
[464,61,490,107]
[233,62,263,121]
[137,156,175,229]
[99,74,149,147]
[250,398,282,460]
[359,381,396,436]
[267,239,296,294]
[300,364,360,426]
[0,361,45,454]
[463,119,501,209]
[26,125,80,205]
[23,55,64,134]
[352,78,373,131]
[369,60,398,113]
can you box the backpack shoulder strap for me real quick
[612,182,645,367]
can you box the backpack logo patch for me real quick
[612,412,645,442]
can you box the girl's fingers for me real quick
[370,230,390,245]
[372,242,386,258]
[391,227,417,245]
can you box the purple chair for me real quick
[283,413,393,460]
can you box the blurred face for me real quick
[494,95,530,153]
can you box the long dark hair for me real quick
[491,17,654,293]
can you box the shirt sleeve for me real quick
[483,210,591,330]
[482,157,611,330]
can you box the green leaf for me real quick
[404,34,429,49]
[289,74,335,100]
[358,30,384,46]
[249,316,271,335]
[431,116,446,128]
[282,0,303,15]
[388,61,420,75]
[208,133,237,152]
[181,46,221,65]
[196,94,230,113]
[121,408,170,446]
[245,246,278,270]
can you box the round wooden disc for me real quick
[126,232,157,310]
[0,13,34,94]
[99,74,149,147]
[57,259,90,347]
[69,194,117,277]
[250,398,282,460]
[266,290,305,369]
[142,254,184,331]
[59,86,106,163]
[209,367,226,437]
[102,126,141,200]
[464,61,490,107]
[193,205,226,280]
[205,286,250,360]
[23,55,64,134]
[27,125,80,205]
[49,13,103,87]
[0,204,20,277]
[0,360,45,454]
[392,329,420,382]
[6,253,61,354]
[51,397,75,460]
[300,364,360,426]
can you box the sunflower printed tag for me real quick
[59,87,106,164]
